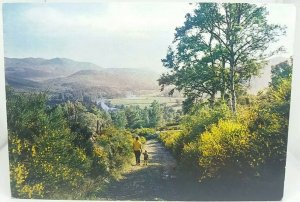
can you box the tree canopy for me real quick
[159,3,286,113]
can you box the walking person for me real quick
[143,150,149,166]
[133,136,142,165]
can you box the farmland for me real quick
[108,96,184,109]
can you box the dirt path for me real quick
[99,139,280,201]
[101,139,182,200]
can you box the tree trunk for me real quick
[209,93,215,108]
[74,104,78,122]
[96,120,100,134]
[229,59,236,113]
[221,57,226,101]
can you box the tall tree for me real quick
[111,110,127,129]
[142,107,150,127]
[160,3,285,113]
[125,105,144,129]
[148,100,162,128]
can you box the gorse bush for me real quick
[159,62,292,183]
[7,91,91,198]
[159,104,232,161]
[198,120,253,180]
[159,130,182,156]
[92,127,133,177]
[7,88,133,199]
[251,77,291,165]
[181,104,232,143]
[9,137,45,198]
[180,105,234,173]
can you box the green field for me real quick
[108,96,184,108]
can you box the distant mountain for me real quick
[4,57,160,97]
[44,68,160,97]
[5,57,101,81]
[5,76,41,89]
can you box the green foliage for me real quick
[148,100,162,128]
[92,128,133,177]
[124,105,147,129]
[159,58,292,183]
[7,90,92,198]
[159,130,182,156]
[182,96,197,114]
[249,60,292,167]
[133,128,156,140]
[30,125,92,189]
[6,88,48,141]
[181,104,232,143]
[270,58,293,89]
[110,110,127,129]
[251,77,291,164]
[161,103,180,125]
[159,104,232,163]
[158,124,181,131]
[178,104,233,172]
[160,3,285,112]
[7,88,134,199]
[111,100,177,130]
[198,120,253,180]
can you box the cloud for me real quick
[266,4,296,56]
[23,3,193,38]
[5,3,295,70]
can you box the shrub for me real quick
[7,89,134,199]
[159,130,182,157]
[10,163,44,198]
[181,104,232,143]
[132,128,157,140]
[198,120,253,180]
[250,78,291,165]
[158,124,181,131]
[92,128,133,177]
[7,92,92,198]
[139,136,147,144]
[181,141,200,173]
[166,104,233,161]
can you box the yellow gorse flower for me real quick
[20,183,44,198]
[93,146,106,158]
[31,146,36,157]
[13,163,28,185]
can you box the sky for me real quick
[3,2,296,72]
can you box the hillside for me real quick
[44,68,160,98]
[5,57,161,98]
[5,57,101,81]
